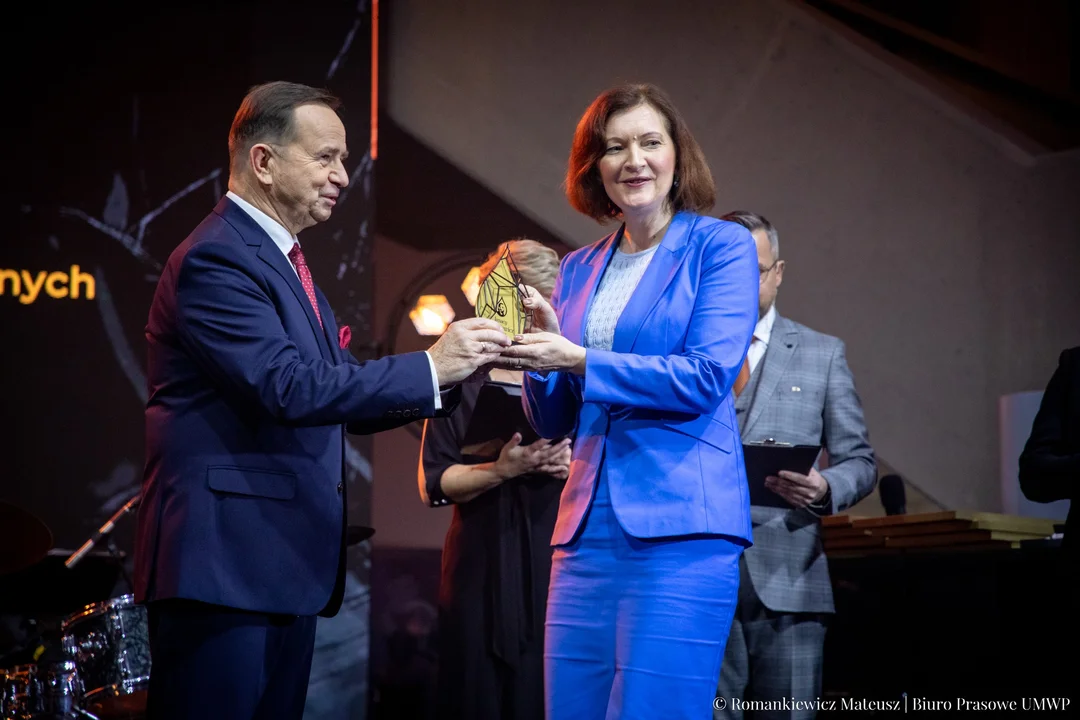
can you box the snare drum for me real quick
[62,594,150,718]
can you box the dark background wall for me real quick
[386,0,1080,516]
[2,1,377,717]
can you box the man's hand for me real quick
[493,435,572,479]
[499,332,587,374]
[428,318,511,386]
[522,285,561,335]
[765,468,829,509]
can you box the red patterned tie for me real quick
[287,242,324,329]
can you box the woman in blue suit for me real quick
[500,84,759,719]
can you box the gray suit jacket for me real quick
[736,314,876,613]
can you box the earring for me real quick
[673,176,680,189]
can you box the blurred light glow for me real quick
[461,266,482,306]
[409,294,455,336]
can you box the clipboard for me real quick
[461,383,541,451]
[742,441,822,508]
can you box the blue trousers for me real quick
[545,475,743,720]
[146,599,316,720]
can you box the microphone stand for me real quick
[65,493,141,576]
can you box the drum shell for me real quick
[61,594,150,717]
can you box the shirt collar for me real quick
[226,190,298,258]
[754,304,777,345]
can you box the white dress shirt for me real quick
[226,191,442,408]
[747,303,777,376]
[227,191,300,278]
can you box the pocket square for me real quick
[339,325,352,350]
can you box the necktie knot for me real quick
[288,242,305,266]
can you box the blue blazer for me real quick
[134,197,438,617]
[523,212,758,546]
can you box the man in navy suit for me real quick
[133,81,510,720]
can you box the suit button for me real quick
[337,482,344,494]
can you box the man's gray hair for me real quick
[721,210,779,260]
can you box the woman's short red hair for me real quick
[565,83,716,222]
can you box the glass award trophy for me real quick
[475,247,530,338]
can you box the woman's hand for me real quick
[500,332,587,375]
[522,285,561,335]
[494,434,573,479]
[544,443,572,480]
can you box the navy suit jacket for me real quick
[522,212,759,546]
[134,196,438,617]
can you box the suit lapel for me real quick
[315,289,343,364]
[560,227,621,346]
[216,197,335,362]
[611,212,694,354]
[743,315,799,437]
[255,241,335,361]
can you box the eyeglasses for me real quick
[759,259,780,282]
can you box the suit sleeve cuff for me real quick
[425,351,442,411]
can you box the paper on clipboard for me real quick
[742,441,822,508]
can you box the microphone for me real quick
[65,492,141,570]
[878,474,906,516]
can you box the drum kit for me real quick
[2,497,376,720]
[1,499,148,720]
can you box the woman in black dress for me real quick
[418,239,570,720]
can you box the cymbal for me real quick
[346,525,375,546]
[0,500,53,575]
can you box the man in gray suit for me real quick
[714,211,876,719]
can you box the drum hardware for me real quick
[64,494,140,597]
[0,660,99,719]
[2,494,146,719]
[1,663,38,719]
